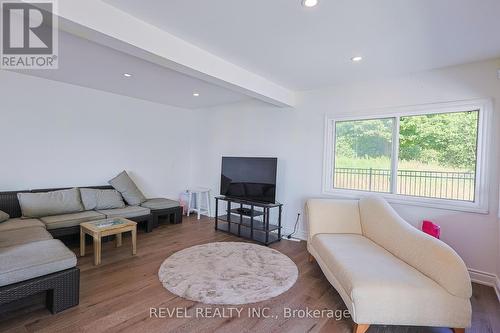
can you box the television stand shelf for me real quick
[214,196,283,245]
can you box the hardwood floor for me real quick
[1,216,499,333]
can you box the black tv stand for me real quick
[215,196,283,245]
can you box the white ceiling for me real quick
[105,0,500,90]
[14,31,250,109]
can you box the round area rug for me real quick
[158,242,298,305]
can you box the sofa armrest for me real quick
[305,199,362,243]
[359,196,472,299]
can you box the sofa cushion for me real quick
[311,233,470,327]
[140,198,180,210]
[41,211,105,230]
[17,188,84,218]
[0,218,45,232]
[0,239,77,287]
[0,227,53,248]
[80,188,126,210]
[108,171,146,206]
[97,206,150,219]
[0,210,9,223]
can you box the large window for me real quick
[324,100,491,212]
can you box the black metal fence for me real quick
[334,167,475,201]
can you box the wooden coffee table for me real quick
[80,218,137,265]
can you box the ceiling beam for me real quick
[52,0,295,107]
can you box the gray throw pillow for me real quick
[80,188,126,210]
[0,210,9,223]
[17,188,84,218]
[108,171,146,206]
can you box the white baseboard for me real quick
[468,268,500,302]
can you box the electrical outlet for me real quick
[497,69,500,79]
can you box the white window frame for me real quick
[322,99,492,214]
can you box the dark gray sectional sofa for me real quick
[0,178,182,314]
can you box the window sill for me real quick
[322,188,489,214]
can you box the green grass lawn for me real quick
[335,156,473,173]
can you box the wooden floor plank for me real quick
[0,216,499,333]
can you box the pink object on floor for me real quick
[179,192,189,215]
[422,220,441,239]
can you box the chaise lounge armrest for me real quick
[359,197,472,299]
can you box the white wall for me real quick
[191,59,500,280]
[0,70,194,200]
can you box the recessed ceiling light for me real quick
[123,73,132,77]
[302,0,319,8]
[351,56,363,62]
[193,92,200,97]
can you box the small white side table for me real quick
[187,187,211,220]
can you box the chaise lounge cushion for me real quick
[0,239,77,287]
[108,171,146,206]
[97,206,150,219]
[41,211,105,230]
[140,198,180,210]
[0,227,53,248]
[0,218,46,232]
[311,233,471,327]
[80,188,126,210]
[0,210,9,223]
[17,188,84,218]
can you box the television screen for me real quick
[220,157,277,203]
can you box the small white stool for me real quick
[187,187,211,220]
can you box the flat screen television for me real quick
[220,157,277,203]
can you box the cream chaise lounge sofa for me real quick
[306,196,471,333]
